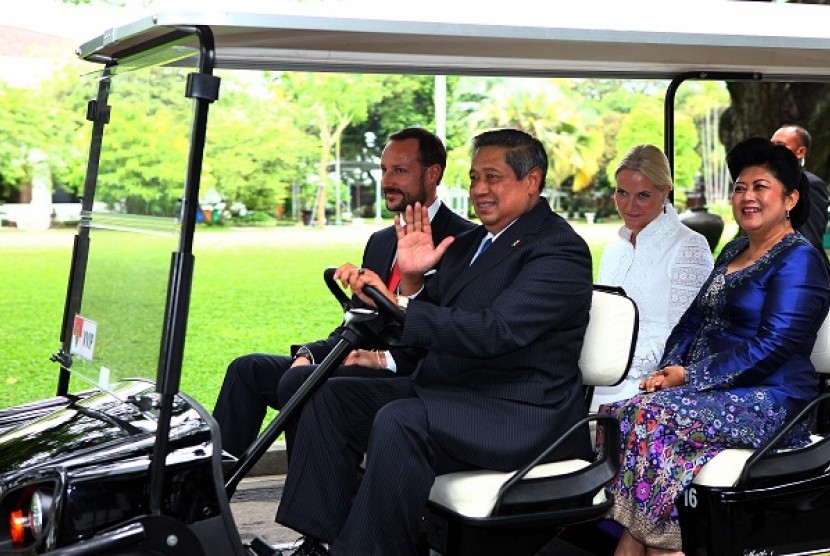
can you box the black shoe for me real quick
[290,537,329,556]
[247,535,283,556]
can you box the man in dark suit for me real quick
[772,124,830,271]
[276,129,594,555]
[212,127,474,457]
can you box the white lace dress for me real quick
[591,204,714,409]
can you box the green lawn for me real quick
[1,227,364,411]
[2,239,74,409]
[0,219,625,412]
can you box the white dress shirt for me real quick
[591,204,714,409]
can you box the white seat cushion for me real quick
[580,288,637,387]
[691,449,754,487]
[693,435,825,487]
[811,311,830,374]
[429,459,593,518]
[426,288,634,520]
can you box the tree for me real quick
[0,61,89,201]
[458,79,604,192]
[720,0,830,180]
[609,97,701,194]
[276,72,386,226]
[88,67,193,214]
[570,78,666,178]
[676,81,731,203]
[339,74,439,217]
[721,81,830,179]
[343,74,437,156]
[0,84,44,198]
[205,73,316,216]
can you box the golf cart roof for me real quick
[76,1,830,80]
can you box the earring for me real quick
[786,209,791,221]
[663,200,668,214]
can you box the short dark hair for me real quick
[472,128,548,190]
[388,127,447,181]
[726,137,810,229]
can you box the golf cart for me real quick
[4,3,830,554]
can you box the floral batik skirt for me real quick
[599,386,800,550]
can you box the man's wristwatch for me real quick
[395,295,409,312]
[293,346,314,363]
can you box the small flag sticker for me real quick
[70,315,98,361]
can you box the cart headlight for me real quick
[3,483,54,548]
[29,491,44,537]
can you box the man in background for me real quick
[772,124,830,269]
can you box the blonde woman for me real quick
[592,145,713,409]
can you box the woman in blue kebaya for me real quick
[604,137,830,556]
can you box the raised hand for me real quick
[395,202,454,294]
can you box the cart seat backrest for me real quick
[579,286,638,388]
[426,285,637,522]
[811,310,830,375]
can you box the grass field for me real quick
[1,225,368,411]
[0,218,663,412]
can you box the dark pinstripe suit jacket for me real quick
[404,199,593,470]
[303,203,475,375]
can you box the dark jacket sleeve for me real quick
[299,206,473,371]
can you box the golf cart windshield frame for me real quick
[59,24,218,514]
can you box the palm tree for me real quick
[467,80,604,192]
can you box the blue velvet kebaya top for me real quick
[661,232,830,414]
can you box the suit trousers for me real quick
[277,364,402,457]
[275,376,475,555]
[212,353,394,458]
[212,353,292,457]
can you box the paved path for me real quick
[230,474,300,550]
[230,479,830,556]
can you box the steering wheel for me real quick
[324,267,354,311]
[323,267,405,325]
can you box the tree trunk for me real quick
[720,81,830,180]
[719,0,830,179]
[315,150,330,228]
